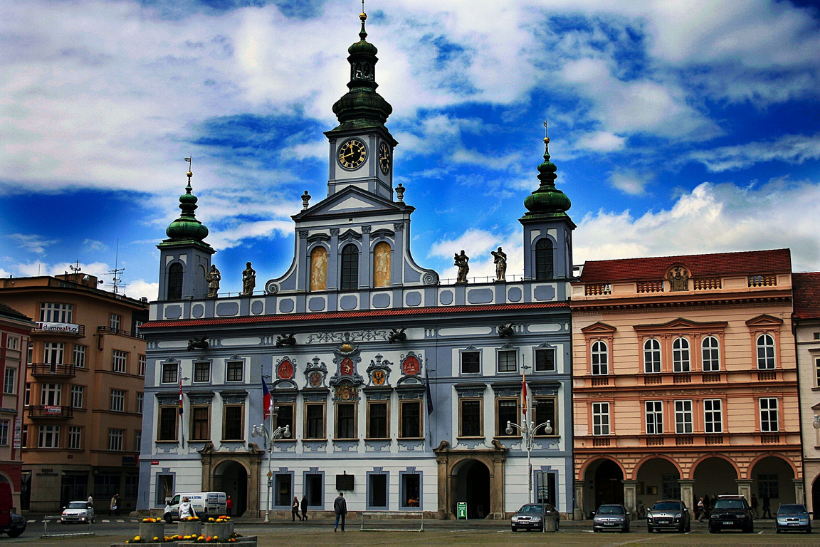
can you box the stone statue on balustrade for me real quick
[206,265,221,298]
[491,247,507,282]
[241,262,256,295]
[454,250,469,284]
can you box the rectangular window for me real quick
[226,361,243,382]
[461,351,480,374]
[138,354,146,376]
[108,429,124,451]
[401,473,421,508]
[0,420,9,446]
[74,345,87,368]
[367,401,388,439]
[94,473,119,498]
[336,403,356,439]
[534,397,557,436]
[536,471,557,506]
[368,474,388,508]
[305,404,325,439]
[6,335,18,350]
[760,398,779,432]
[274,403,294,433]
[305,473,323,507]
[135,430,142,452]
[645,401,663,435]
[459,399,482,437]
[158,406,178,441]
[675,400,693,434]
[223,405,244,440]
[43,342,65,366]
[592,402,610,435]
[126,474,139,498]
[191,407,210,440]
[137,392,144,414]
[68,426,82,449]
[21,425,27,448]
[109,313,121,331]
[275,474,291,507]
[704,399,723,433]
[497,350,517,373]
[400,400,422,438]
[40,302,73,323]
[71,385,84,408]
[157,475,174,506]
[534,348,556,372]
[110,389,125,412]
[758,473,779,498]
[194,361,210,383]
[25,383,31,406]
[40,383,62,405]
[496,398,519,436]
[162,363,178,384]
[3,368,16,394]
[815,357,820,387]
[27,342,33,366]
[39,425,60,448]
[113,350,128,373]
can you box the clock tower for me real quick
[324,10,397,200]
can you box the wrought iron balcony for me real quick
[28,363,76,378]
[97,326,144,339]
[28,405,73,419]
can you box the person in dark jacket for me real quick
[292,496,302,521]
[762,493,771,518]
[334,492,347,532]
[301,495,308,521]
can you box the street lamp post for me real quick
[506,418,553,503]
[251,422,290,523]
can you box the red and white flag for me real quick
[262,377,273,420]
[521,372,529,416]
[178,366,183,416]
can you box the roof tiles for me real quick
[793,272,820,320]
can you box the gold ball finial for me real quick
[543,137,550,144]
[187,171,193,178]
[360,12,367,21]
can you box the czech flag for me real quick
[262,377,273,420]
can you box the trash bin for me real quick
[543,514,558,532]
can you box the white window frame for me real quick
[0,420,9,445]
[756,334,776,370]
[704,399,723,433]
[43,342,65,365]
[760,397,779,432]
[3,368,16,395]
[672,337,690,373]
[591,341,608,375]
[702,336,720,372]
[40,383,62,406]
[138,354,146,377]
[71,385,84,408]
[68,426,82,449]
[113,350,128,373]
[592,402,610,436]
[109,313,121,331]
[38,425,60,448]
[674,400,693,434]
[110,389,125,412]
[74,344,87,368]
[40,303,73,323]
[645,400,663,435]
[644,338,661,373]
[108,429,124,451]
[496,349,517,373]
[137,392,144,414]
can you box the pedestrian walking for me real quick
[110,493,120,516]
[292,496,302,521]
[702,494,710,519]
[334,492,347,532]
[301,495,308,521]
[226,495,233,517]
[697,497,705,521]
[87,495,94,510]
[762,493,771,519]
[751,493,759,519]
[179,497,196,520]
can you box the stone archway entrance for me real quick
[750,456,797,506]
[593,459,624,509]
[693,457,737,503]
[199,444,264,518]
[434,440,507,519]
[213,461,248,516]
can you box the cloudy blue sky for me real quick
[2,0,820,300]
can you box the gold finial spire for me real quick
[360,0,366,20]
[184,156,193,191]
[543,120,549,145]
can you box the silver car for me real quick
[593,503,629,532]
[61,500,95,524]
[646,500,690,533]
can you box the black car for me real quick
[646,500,691,533]
[510,503,560,532]
[708,495,754,533]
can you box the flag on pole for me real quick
[425,367,434,415]
[262,377,273,420]
[178,367,183,416]
[521,371,528,416]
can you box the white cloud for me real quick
[83,239,107,252]
[428,228,523,282]
[575,131,626,153]
[9,234,58,254]
[574,179,820,271]
[123,279,159,302]
[609,170,653,196]
[689,133,820,172]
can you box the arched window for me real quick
[757,334,776,370]
[535,239,554,281]
[310,246,328,292]
[672,337,690,373]
[591,341,608,375]
[340,244,359,291]
[167,263,183,300]
[702,336,720,372]
[373,241,391,288]
[644,338,661,373]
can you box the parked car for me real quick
[510,503,560,532]
[708,494,753,533]
[776,503,811,534]
[0,482,25,537]
[61,501,95,524]
[646,500,690,533]
[593,504,629,532]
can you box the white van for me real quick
[163,492,227,522]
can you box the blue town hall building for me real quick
[138,11,576,519]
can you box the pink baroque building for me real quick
[793,272,820,516]
[570,249,802,519]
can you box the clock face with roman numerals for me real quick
[338,139,367,170]
[379,142,390,175]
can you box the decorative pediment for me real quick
[329,341,364,387]
[746,314,784,327]
[370,228,395,239]
[633,318,728,332]
[304,357,328,389]
[365,354,392,387]
[581,322,617,334]
[339,229,362,241]
[292,186,404,221]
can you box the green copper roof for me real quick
[329,12,393,132]
[522,134,572,220]
[159,172,213,250]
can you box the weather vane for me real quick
[184,156,192,172]
[544,120,549,142]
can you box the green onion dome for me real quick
[165,173,210,242]
[523,137,572,218]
